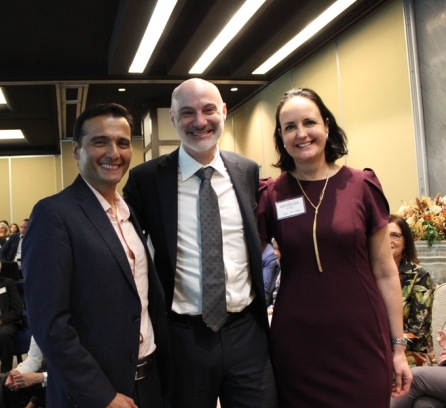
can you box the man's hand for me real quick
[6,372,44,391]
[106,393,138,408]
[5,370,20,389]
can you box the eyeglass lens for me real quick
[390,233,402,241]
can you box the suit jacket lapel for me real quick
[72,176,138,292]
[155,149,179,273]
[221,151,257,227]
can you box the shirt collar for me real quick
[82,177,130,221]
[178,144,226,182]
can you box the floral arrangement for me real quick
[397,194,446,247]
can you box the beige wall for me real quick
[0,156,61,223]
[225,0,418,211]
[0,159,11,222]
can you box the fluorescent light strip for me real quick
[129,0,178,73]
[253,0,357,75]
[0,130,25,140]
[0,88,6,104]
[189,0,266,74]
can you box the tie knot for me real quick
[196,167,214,181]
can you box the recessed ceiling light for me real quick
[189,0,266,74]
[129,0,178,73]
[118,88,126,92]
[0,88,7,104]
[231,88,238,92]
[0,130,25,140]
[253,0,358,75]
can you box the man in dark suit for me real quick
[0,220,28,265]
[0,270,23,373]
[22,103,171,408]
[124,79,277,408]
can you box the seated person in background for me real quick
[0,219,28,272]
[262,239,280,307]
[0,223,10,248]
[391,328,446,407]
[1,336,46,408]
[389,214,434,367]
[8,225,18,235]
[0,267,23,373]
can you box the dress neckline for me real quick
[287,164,345,183]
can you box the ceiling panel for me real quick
[0,0,387,156]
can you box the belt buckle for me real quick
[135,360,148,381]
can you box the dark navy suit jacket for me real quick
[22,175,172,407]
[0,233,21,262]
[123,148,269,332]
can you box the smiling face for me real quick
[72,115,132,198]
[170,79,227,164]
[279,96,329,169]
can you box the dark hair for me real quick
[73,103,134,145]
[389,214,419,263]
[273,88,348,171]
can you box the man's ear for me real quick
[169,109,176,127]
[72,141,80,160]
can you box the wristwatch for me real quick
[392,337,408,348]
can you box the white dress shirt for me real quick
[16,336,44,374]
[172,145,254,315]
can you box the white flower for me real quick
[432,205,442,214]
[397,205,410,215]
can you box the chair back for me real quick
[432,282,446,362]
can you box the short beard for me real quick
[179,122,223,153]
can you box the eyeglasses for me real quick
[390,232,403,241]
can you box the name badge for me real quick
[276,196,306,220]
[0,287,6,294]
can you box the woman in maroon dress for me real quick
[257,88,412,407]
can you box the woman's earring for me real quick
[326,133,328,139]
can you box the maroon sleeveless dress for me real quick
[257,166,393,407]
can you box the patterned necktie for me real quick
[196,167,227,332]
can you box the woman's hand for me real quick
[437,329,446,349]
[391,347,412,398]
[438,349,446,365]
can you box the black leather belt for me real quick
[135,351,155,381]
[169,302,253,327]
